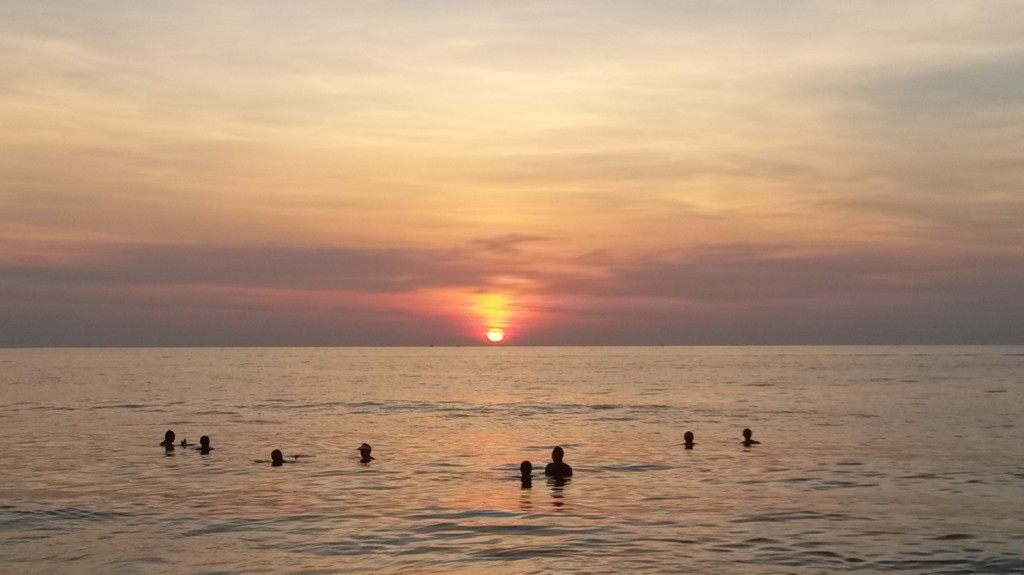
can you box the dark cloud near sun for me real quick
[526,242,1024,345]
[0,241,485,346]
[468,233,550,254]
[0,242,488,293]
[3,235,1023,346]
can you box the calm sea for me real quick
[1,346,1022,574]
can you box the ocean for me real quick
[1,346,1022,574]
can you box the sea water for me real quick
[1,346,1022,574]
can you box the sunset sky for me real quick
[2,1,1023,346]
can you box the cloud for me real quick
[0,241,487,292]
[2,1,1023,345]
[469,234,550,254]
[524,241,1024,344]
[3,233,1023,346]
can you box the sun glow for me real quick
[473,292,513,342]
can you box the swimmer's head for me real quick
[164,430,175,443]
[684,431,694,444]
[520,460,532,476]
[271,449,284,464]
[551,446,565,463]
[742,428,753,440]
[358,443,373,460]
[199,435,210,448]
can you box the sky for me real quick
[2,1,1023,346]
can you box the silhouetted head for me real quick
[271,449,284,466]
[684,431,694,444]
[358,443,374,462]
[199,436,210,448]
[742,428,753,440]
[164,430,175,443]
[521,463,533,488]
[551,446,565,463]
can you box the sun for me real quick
[486,328,505,343]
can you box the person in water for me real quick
[257,450,303,466]
[742,428,761,446]
[544,446,573,478]
[520,460,533,488]
[160,430,176,450]
[684,431,695,449]
[358,443,374,463]
[198,435,213,454]
[271,449,286,467]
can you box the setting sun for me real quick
[473,293,513,343]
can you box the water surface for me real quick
[1,346,1022,573]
